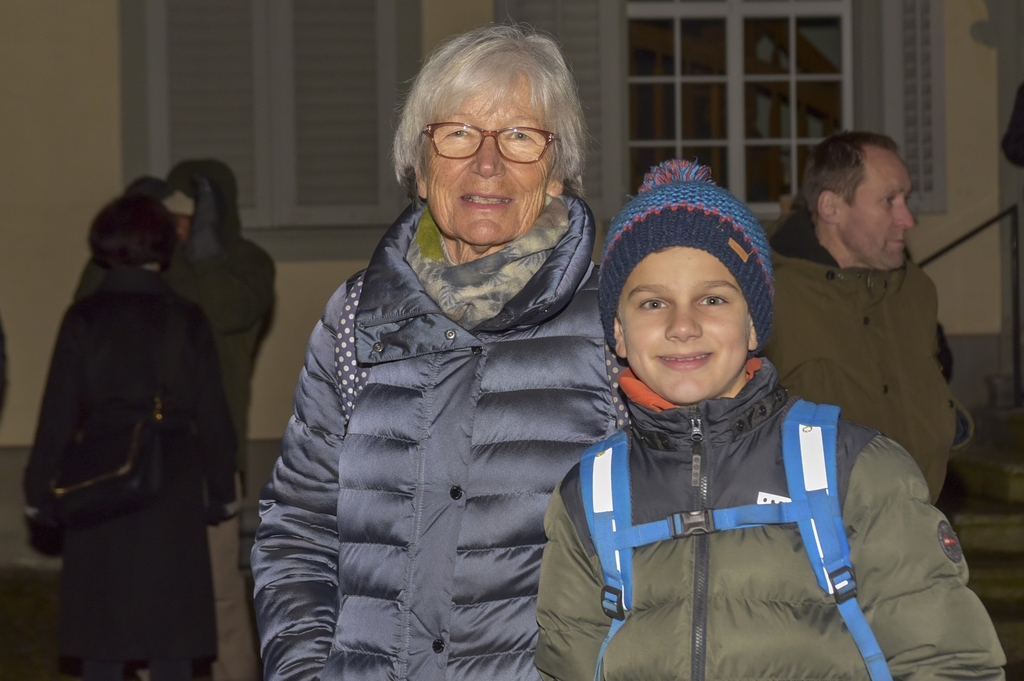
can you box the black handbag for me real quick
[50,301,184,530]
[51,400,166,529]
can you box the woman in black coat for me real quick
[23,194,238,681]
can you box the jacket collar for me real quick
[770,208,907,300]
[628,358,789,449]
[770,208,838,267]
[354,195,597,364]
[97,266,172,295]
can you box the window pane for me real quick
[630,147,677,194]
[746,145,792,202]
[797,17,841,74]
[681,146,729,189]
[630,84,675,140]
[629,20,674,76]
[745,18,789,75]
[680,19,725,75]
[796,81,841,138]
[745,82,790,139]
[682,84,727,140]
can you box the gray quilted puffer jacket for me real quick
[253,196,620,681]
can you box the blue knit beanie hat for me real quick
[599,159,774,353]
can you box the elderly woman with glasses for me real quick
[252,24,621,681]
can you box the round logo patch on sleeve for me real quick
[937,520,963,563]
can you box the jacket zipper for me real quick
[688,407,710,681]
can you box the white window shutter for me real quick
[883,0,946,213]
[153,0,402,229]
[498,0,626,221]
[165,0,259,209]
[292,0,378,207]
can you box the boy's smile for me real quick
[613,247,757,408]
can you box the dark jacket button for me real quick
[450,486,463,500]
[882,384,889,394]
[432,639,445,653]
[472,346,482,354]
[863,316,870,325]
[826,270,835,280]
[445,329,456,340]
[372,341,383,352]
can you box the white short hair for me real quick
[393,24,587,201]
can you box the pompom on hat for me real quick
[599,159,774,353]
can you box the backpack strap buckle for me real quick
[670,509,715,538]
[828,565,858,604]
[600,585,626,620]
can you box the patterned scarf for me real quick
[407,196,570,330]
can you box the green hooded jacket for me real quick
[75,160,275,472]
[535,362,1004,681]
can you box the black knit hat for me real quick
[599,160,774,353]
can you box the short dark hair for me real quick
[89,194,178,270]
[801,132,901,217]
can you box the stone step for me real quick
[962,553,1024,604]
[958,552,1024,665]
[948,447,1024,504]
[946,497,1024,554]
[996,620,1024,666]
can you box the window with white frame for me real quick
[627,0,852,215]
[144,0,407,229]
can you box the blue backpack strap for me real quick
[783,400,892,681]
[579,430,631,681]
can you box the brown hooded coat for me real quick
[762,209,969,501]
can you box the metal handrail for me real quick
[917,204,1021,407]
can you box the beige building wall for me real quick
[247,260,367,439]
[422,0,494,54]
[0,0,999,444]
[907,0,1001,336]
[0,1,122,445]
[247,0,496,440]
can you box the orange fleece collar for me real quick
[618,358,763,412]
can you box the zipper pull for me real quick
[690,413,703,442]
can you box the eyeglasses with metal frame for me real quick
[423,122,556,164]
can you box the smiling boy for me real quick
[534,161,1004,681]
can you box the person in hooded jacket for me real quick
[24,194,238,681]
[75,161,274,681]
[251,25,621,681]
[535,160,1004,681]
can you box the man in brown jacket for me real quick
[763,132,971,502]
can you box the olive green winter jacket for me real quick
[535,362,1003,681]
[762,209,968,502]
[75,160,274,472]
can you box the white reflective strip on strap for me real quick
[612,518,622,573]
[809,518,832,594]
[592,447,614,513]
[798,425,829,492]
